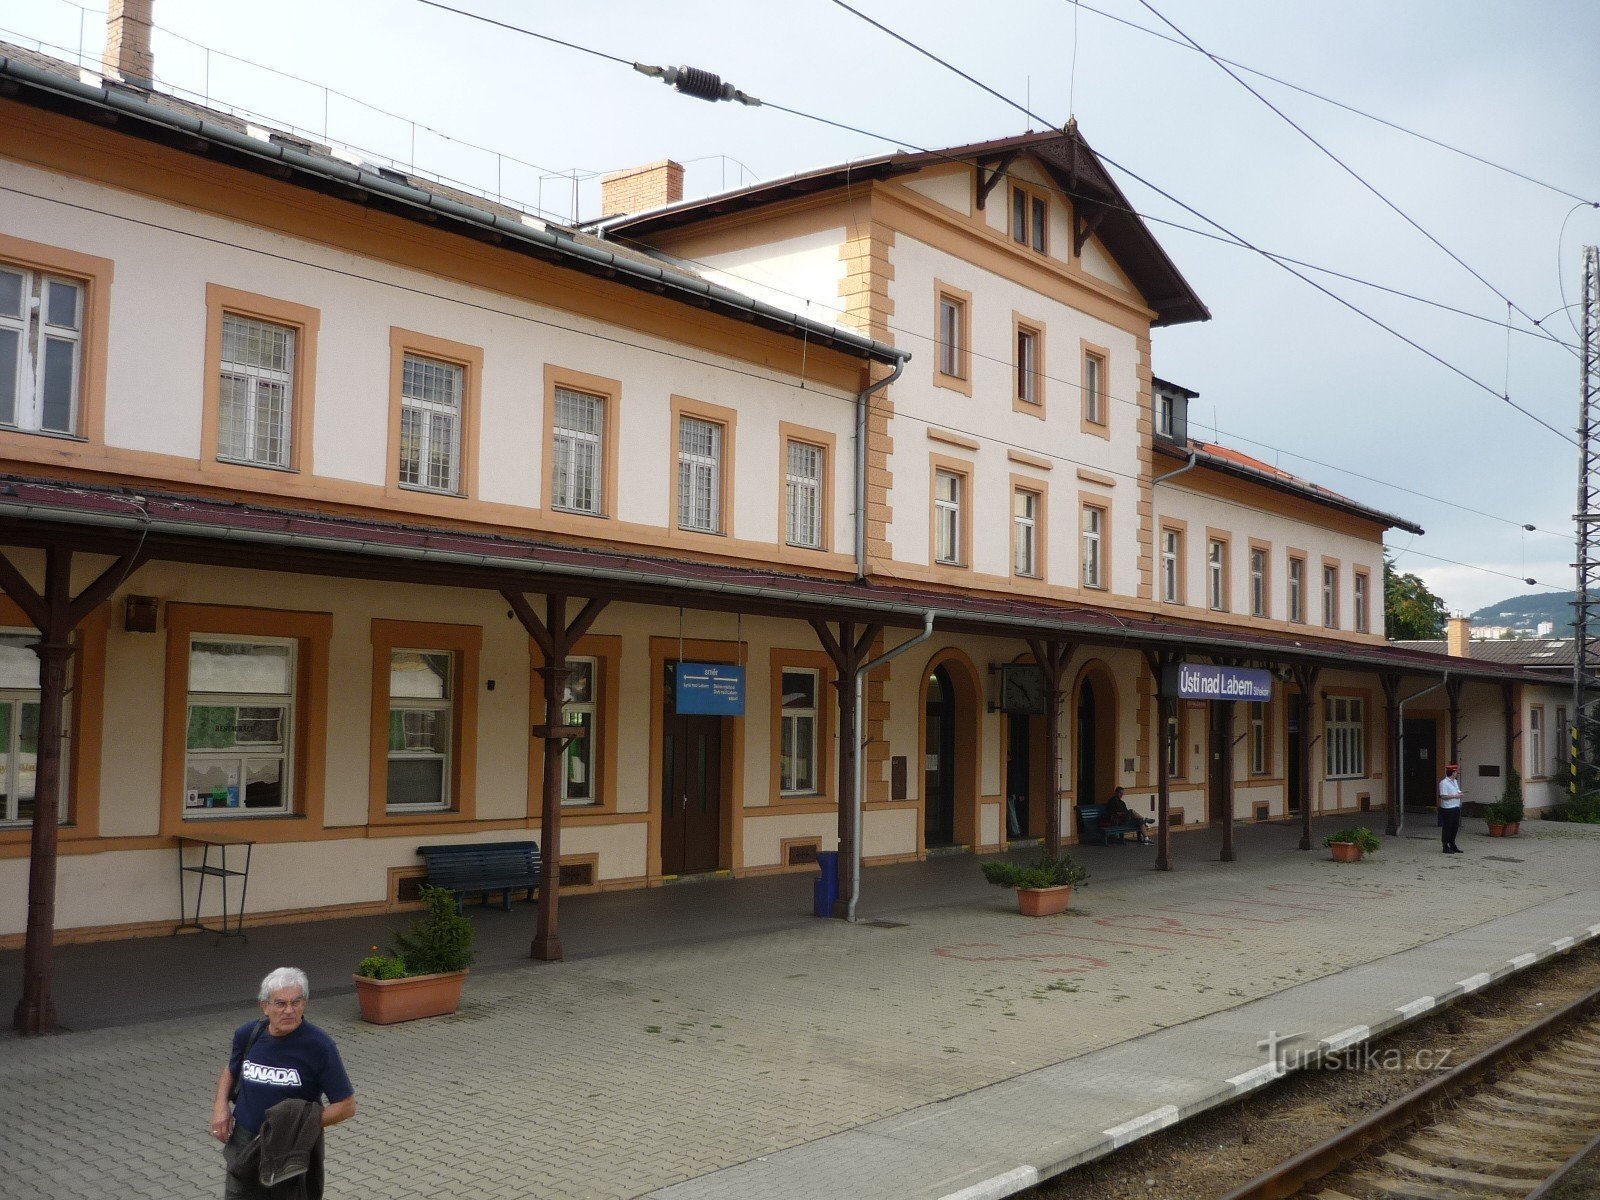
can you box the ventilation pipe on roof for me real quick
[856,356,907,581]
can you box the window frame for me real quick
[0,234,113,450]
[779,666,821,797]
[386,327,482,505]
[1249,542,1270,619]
[202,285,319,479]
[1160,523,1185,605]
[1012,314,1045,415]
[1249,701,1270,776]
[182,635,297,820]
[669,396,737,539]
[1166,707,1187,779]
[769,647,834,805]
[1322,694,1367,781]
[1207,534,1229,612]
[1353,569,1370,633]
[1080,499,1108,590]
[1322,560,1340,629]
[1080,341,1110,438]
[931,460,968,568]
[1012,485,1041,578]
[559,655,601,807]
[384,648,456,813]
[783,436,825,550]
[1288,554,1307,624]
[530,635,621,815]
[1009,182,1049,254]
[0,265,83,437]
[543,365,621,521]
[1528,705,1545,780]
[933,281,972,394]
[0,627,53,827]
[368,619,480,825]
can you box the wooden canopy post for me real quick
[1503,682,1518,786]
[1446,678,1463,769]
[1024,638,1075,858]
[2,543,144,1035]
[810,619,883,918]
[1290,664,1322,851]
[1142,649,1179,872]
[503,589,608,962]
[1212,696,1236,863]
[1379,673,1403,836]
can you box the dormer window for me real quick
[1152,379,1193,444]
[1010,185,1047,254]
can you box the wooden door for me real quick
[1402,718,1438,811]
[661,709,724,876]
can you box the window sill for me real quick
[181,811,303,821]
[0,427,87,443]
[552,505,607,519]
[398,484,464,499]
[677,525,726,537]
[214,457,298,474]
[785,540,826,552]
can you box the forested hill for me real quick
[1469,591,1575,635]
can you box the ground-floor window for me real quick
[387,649,454,811]
[562,656,598,806]
[1323,695,1365,780]
[780,667,819,795]
[184,637,294,815]
[0,631,43,824]
[1250,701,1268,776]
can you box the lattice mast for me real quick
[1574,245,1600,769]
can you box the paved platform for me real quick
[3,817,1599,1200]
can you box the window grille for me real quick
[398,353,463,493]
[552,387,604,514]
[218,313,294,468]
[678,416,722,532]
[1323,696,1365,779]
[785,441,823,548]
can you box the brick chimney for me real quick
[600,160,685,218]
[1446,614,1471,658]
[102,0,155,88]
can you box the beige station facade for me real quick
[0,29,1571,956]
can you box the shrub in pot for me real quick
[1322,826,1380,863]
[1498,769,1524,834]
[981,854,1090,916]
[354,884,476,1024]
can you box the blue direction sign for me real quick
[675,663,746,715]
[1162,661,1273,702]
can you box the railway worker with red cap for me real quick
[1438,764,1464,854]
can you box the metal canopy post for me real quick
[504,589,608,962]
[1446,678,1463,768]
[1,543,144,1035]
[1379,673,1403,837]
[1024,638,1075,858]
[1290,663,1322,851]
[809,618,883,918]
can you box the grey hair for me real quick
[258,967,310,1003]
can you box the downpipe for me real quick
[847,610,936,922]
[855,356,908,581]
[1395,673,1448,834]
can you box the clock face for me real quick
[1002,664,1048,715]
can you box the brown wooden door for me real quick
[661,709,723,876]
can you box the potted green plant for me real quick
[1498,769,1524,835]
[1484,801,1511,838]
[1322,826,1380,863]
[981,854,1090,916]
[353,884,475,1024]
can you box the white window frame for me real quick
[1084,353,1105,424]
[1013,489,1038,577]
[677,415,724,533]
[386,648,454,813]
[0,265,83,437]
[785,440,824,549]
[551,386,604,515]
[183,636,296,819]
[1323,696,1366,780]
[561,656,599,807]
[1289,557,1305,623]
[1155,392,1174,438]
[1081,505,1104,588]
[217,312,295,470]
[780,667,820,796]
[1161,529,1180,603]
[1250,549,1267,618]
[938,296,965,378]
[1322,565,1339,628]
[1208,539,1227,611]
[1250,702,1268,776]
[1529,707,1544,777]
[398,352,463,494]
[934,470,962,566]
[0,629,54,826]
[1016,327,1039,405]
[1165,712,1183,778]
[1354,572,1369,633]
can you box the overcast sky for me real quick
[5,0,1598,619]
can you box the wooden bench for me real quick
[1076,804,1141,846]
[417,841,541,912]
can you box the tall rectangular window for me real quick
[184,639,294,816]
[1166,711,1184,778]
[1289,557,1306,623]
[1032,195,1047,253]
[1155,392,1174,438]
[1013,489,1038,577]
[562,657,598,806]
[1208,539,1227,611]
[780,667,819,795]
[937,294,966,379]
[1009,187,1047,252]
[785,440,824,548]
[1322,565,1339,628]
[1081,505,1104,589]
[1354,571,1370,633]
[1250,548,1268,618]
[387,649,453,812]
[551,386,604,514]
[0,265,82,436]
[0,632,46,825]
[1015,326,1040,405]
[1250,702,1268,775]
[1011,187,1028,245]
[934,469,962,565]
[1083,352,1105,425]
[1161,528,1181,603]
[217,313,295,469]
[398,352,463,493]
[678,416,723,533]
[1323,696,1365,779]
[1529,707,1544,777]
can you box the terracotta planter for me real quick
[1017,885,1073,916]
[352,970,467,1024]
[1487,823,1508,837]
[1328,842,1364,863]
[1507,821,1521,836]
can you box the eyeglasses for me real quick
[266,997,307,1011]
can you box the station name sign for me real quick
[1161,661,1273,702]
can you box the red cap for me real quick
[1446,763,1459,771]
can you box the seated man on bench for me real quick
[1101,787,1154,846]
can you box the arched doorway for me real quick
[925,665,957,847]
[1075,663,1119,809]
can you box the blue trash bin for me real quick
[813,850,840,917]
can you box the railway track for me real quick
[1220,984,1600,1200]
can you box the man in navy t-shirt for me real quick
[211,967,356,1198]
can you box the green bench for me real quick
[1076,804,1141,846]
[417,840,541,912]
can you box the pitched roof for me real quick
[594,128,1211,328]
[1391,638,1575,668]
[0,42,904,367]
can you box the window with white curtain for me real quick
[934,470,962,565]
[678,416,723,532]
[398,352,463,493]
[785,440,823,548]
[1013,489,1038,576]
[387,649,453,812]
[562,657,598,806]
[0,631,48,825]
[780,667,819,795]
[1323,696,1365,779]
[0,265,82,436]
[217,313,294,468]
[552,386,604,514]
[184,639,295,816]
